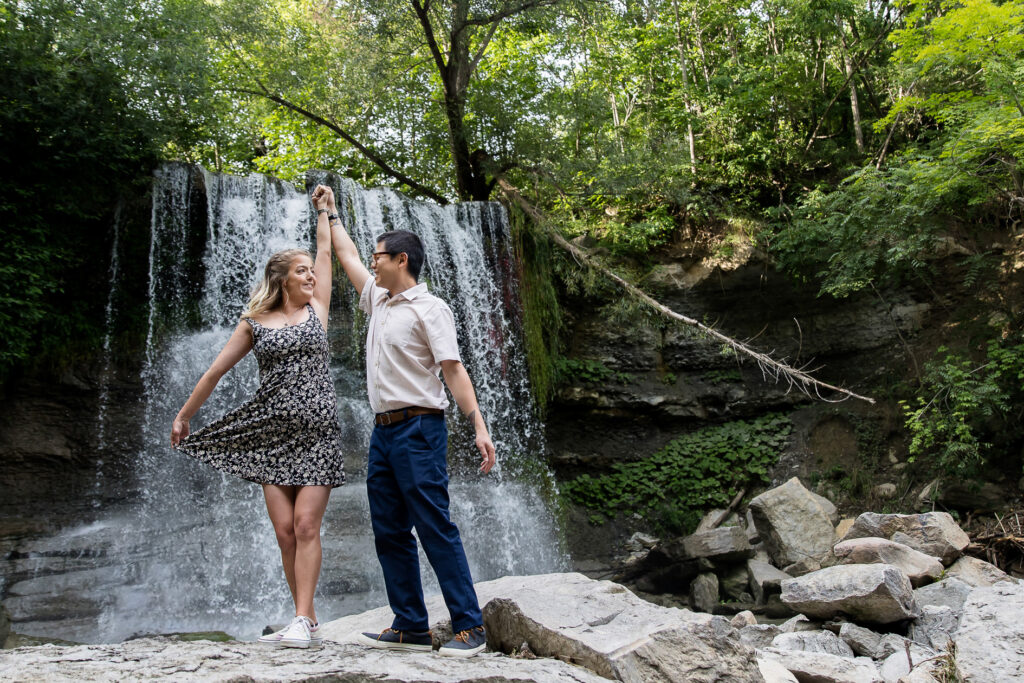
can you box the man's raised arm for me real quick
[322,191,371,296]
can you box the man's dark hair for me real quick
[376,230,425,281]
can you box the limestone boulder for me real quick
[840,512,969,565]
[689,572,720,613]
[878,643,937,683]
[780,564,917,624]
[779,614,821,633]
[808,489,840,525]
[833,538,943,587]
[759,648,883,683]
[908,605,957,651]
[945,556,1015,587]
[478,573,763,682]
[838,622,885,658]
[681,526,754,563]
[749,477,837,568]
[757,657,799,683]
[954,582,1024,682]
[912,577,972,613]
[747,560,791,604]
[730,610,757,628]
[771,630,855,658]
[898,658,946,683]
[738,624,781,649]
[0,637,610,682]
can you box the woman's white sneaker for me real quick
[259,620,323,648]
[269,616,320,649]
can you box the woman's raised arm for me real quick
[310,185,334,325]
[171,321,254,446]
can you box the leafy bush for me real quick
[555,358,633,386]
[901,338,1024,478]
[562,414,792,534]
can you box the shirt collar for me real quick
[390,282,428,302]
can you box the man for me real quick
[317,184,496,658]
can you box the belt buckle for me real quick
[378,412,392,426]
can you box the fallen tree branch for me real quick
[496,177,875,404]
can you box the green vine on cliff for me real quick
[562,414,792,535]
[508,200,562,412]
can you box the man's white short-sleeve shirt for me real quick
[359,274,461,413]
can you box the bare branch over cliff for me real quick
[496,178,876,405]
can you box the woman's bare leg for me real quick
[262,484,299,609]
[292,485,332,623]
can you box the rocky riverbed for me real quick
[3,479,1022,682]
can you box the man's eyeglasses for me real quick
[370,251,396,263]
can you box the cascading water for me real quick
[43,163,567,643]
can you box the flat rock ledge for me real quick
[1,573,765,683]
[0,638,607,682]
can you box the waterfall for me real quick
[55,164,565,643]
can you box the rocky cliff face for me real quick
[545,244,929,477]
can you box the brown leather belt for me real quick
[374,406,444,426]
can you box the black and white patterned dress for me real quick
[176,303,346,487]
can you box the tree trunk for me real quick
[673,0,697,174]
[842,45,865,153]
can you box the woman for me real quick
[171,184,345,649]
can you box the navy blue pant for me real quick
[367,414,482,633]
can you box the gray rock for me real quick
[873,483,898,499]
[757,656,799,683]
[945,555,1014,587]
[771,630,855,658]
[780,564,917,624]
[908,605,957,651]
[745,509,760,543]
[782,556,823,577]
[690,572,720,613]
[475,573,763,682]
[739,624,781,649]
[0,637,609,682]
[809,489,841,525]
[877,634,913,660]
[750,477,837,568]
[721,564,753,601]
[955,582,1024,682]
[833,537,943,587]
[912,577,972,613]
[681,526,754,562]
[840,512,970,565]
[759,648,883,682]
[730,610,757,628]
[696,508,739,532]
[1,602,9,647]
[747,560,791,604]
[838,622,885,658]
[779,614,821,633]
[623,622,763,683]
[899,658,946,683]
[625,532,660,552]
[879,644,938,683]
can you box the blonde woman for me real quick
[171,184,344,649]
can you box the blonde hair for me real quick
[241,248,313,319]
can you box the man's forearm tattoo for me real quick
[467,409,478,425]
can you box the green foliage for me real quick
[901,337,1024,478]
[555,358,633,386]
[509,201,562,411]
[0,0,217,377]
[562,414,792,534]
[703,368,742,385]
[772,0,1024,296]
